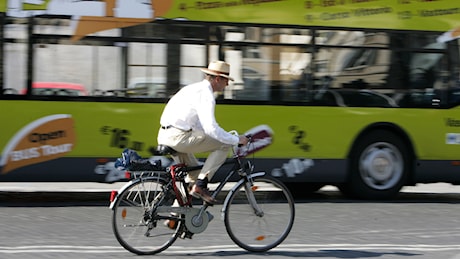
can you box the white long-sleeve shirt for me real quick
[159,80,239,145]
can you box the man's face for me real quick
[215,76,229,92]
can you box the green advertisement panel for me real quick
[3,0,459,32]
[163,0,460,32]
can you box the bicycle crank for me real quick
[184,208,211,234]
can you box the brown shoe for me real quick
[164,219,177,230]
[190,184,217,204]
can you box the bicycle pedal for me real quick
[180,230,194,239]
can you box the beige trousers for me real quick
[157,127,232,184]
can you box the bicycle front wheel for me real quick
[112,177,182,255]
[224,176,295,252]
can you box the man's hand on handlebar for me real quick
[238,135,249,146]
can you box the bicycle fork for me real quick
[243,181,264,217]
[221,171,267,219]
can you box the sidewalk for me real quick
[2,182,460,193]
[0,182,121,204]
[0,182,126,193]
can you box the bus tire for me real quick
[342,129,410,200]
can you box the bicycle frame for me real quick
[110,132,270,227]
[109,153,265,219]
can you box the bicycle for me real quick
[109,128,295,255]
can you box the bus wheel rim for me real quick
[359,142,403,190]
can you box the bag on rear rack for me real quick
[114,148,162,171]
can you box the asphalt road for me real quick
[1,188,460,258]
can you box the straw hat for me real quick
[201,61,234,81]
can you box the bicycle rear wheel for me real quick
[112,177,182,255]
[224,176,295,252]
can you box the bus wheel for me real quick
[342,130,409,200]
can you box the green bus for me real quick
[1,0,460,199]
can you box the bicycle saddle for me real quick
[153,145,177,156]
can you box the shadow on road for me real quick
[163,249,421,258]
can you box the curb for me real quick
[0,191,112,205]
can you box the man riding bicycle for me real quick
[157,60,249,204]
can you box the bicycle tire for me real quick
[111,177,183,255]
[224,176,295,252]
